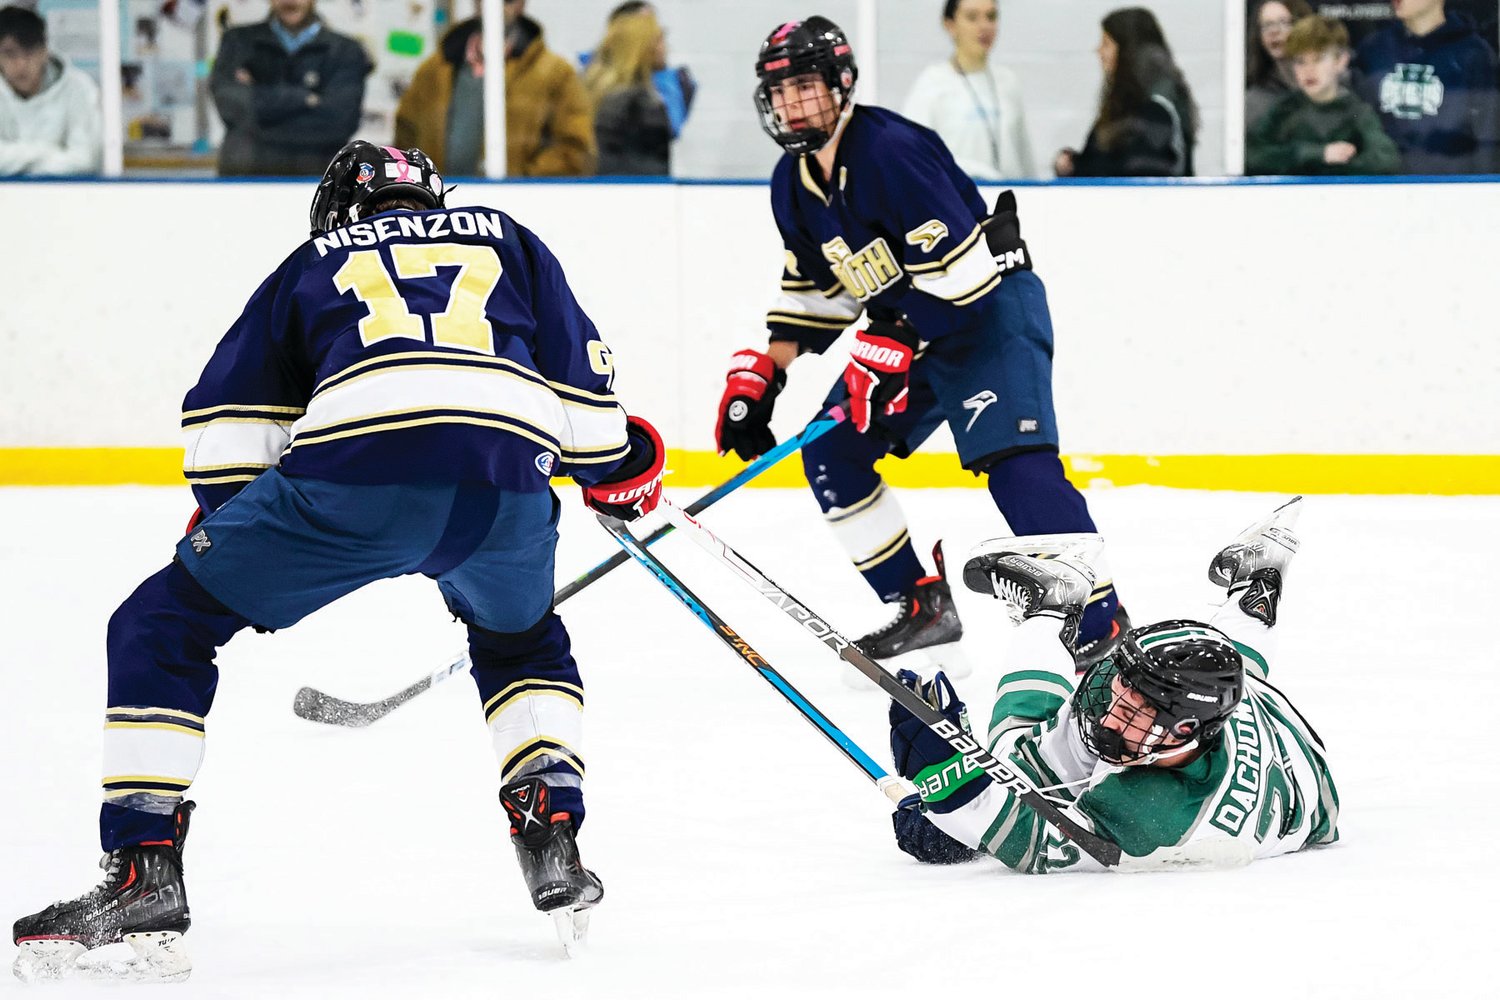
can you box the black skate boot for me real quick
[962,534,1100,649]
[1208,496,1302,626]
[850,542,969,686]
[13,801,195,983]
[500,778,602,958]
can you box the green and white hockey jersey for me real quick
[917,600,1340,873]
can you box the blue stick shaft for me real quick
[554,407,846,606]
[598,512,907,802]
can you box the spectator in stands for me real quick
[585,7,670,175]
[901,0,1036,180]
[395,0,593,176]
[1055,7,1198,177]
[1353,0,1498,173]
[1247,0,1313,129]
[1316,1,1494,49]
[0,5,100,175]
[582,3,696,144]
[210,0,371,176]
[1247,15,1400,174]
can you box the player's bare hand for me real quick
[1054,149,1076,177]
[1323,141,1356,165]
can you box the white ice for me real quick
[2,486,1494,999]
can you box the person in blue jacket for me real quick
[1353,0,1499,173]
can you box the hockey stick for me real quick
[291,408,848,727]
[554,405,847,605]
[597,512,913,806]
[657,499,1124,868]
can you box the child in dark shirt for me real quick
[1247,15,1400,175]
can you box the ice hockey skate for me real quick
[848,542,970,687]
[500,778,603,959]
[1208,496,1302,626]
[961,533,1101,647]
[12,802,195,984]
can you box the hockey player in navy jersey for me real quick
[12,142,663,981]
[714,16,1126,679]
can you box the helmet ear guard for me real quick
[309,140,447,237]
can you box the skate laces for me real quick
[867,594,918,639]
[987,573,1034,624]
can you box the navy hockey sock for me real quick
[469,612,588,828]
[101,561,250,851]
[984,450,1119,643]
[803,421,924,602]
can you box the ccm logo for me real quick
[851,341,909,367]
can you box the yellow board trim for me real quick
[3,448,1499,495]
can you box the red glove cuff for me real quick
[724,349,778,399]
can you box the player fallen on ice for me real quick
[713,16,1127,685]
[888,498,1339,871]
[11,141,666,981]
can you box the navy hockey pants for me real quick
[99,470,587,849]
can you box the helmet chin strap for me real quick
[1122,735,1201,768]
[824,90,857,149]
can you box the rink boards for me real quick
[1,178,1493,493]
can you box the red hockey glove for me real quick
[714,348,786,461]
[844,318,919,434]
[582,415,665,521]
[185,507,204,534]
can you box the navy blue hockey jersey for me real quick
[181,206,628,513]
[766,105,1003,352]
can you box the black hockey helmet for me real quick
[309,140,447,236]
[1073,620,1245,765]
[753,16,858,156]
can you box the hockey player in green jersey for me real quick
[888,498,1339,872]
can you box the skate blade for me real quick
[844,643,972,690]
[968,532,1104,562]
[13,931,190,984]
[551,905,592,959]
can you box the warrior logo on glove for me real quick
[844,318,920,434]
[581,416,666,521]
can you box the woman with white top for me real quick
[901,0,1037,180]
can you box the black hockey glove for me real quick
[892,806,980,865]
[981,189,1034,276]
[715,348,786,460]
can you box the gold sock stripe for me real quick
[106,706,205,723]
[854,529,912,572]
[482,679,585,720]
[502,739,585,781]
[103,721,206,738]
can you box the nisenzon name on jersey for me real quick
[312,211,505,257]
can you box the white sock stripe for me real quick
[825,484,911,566]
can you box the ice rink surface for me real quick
[2,485,1494,999]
